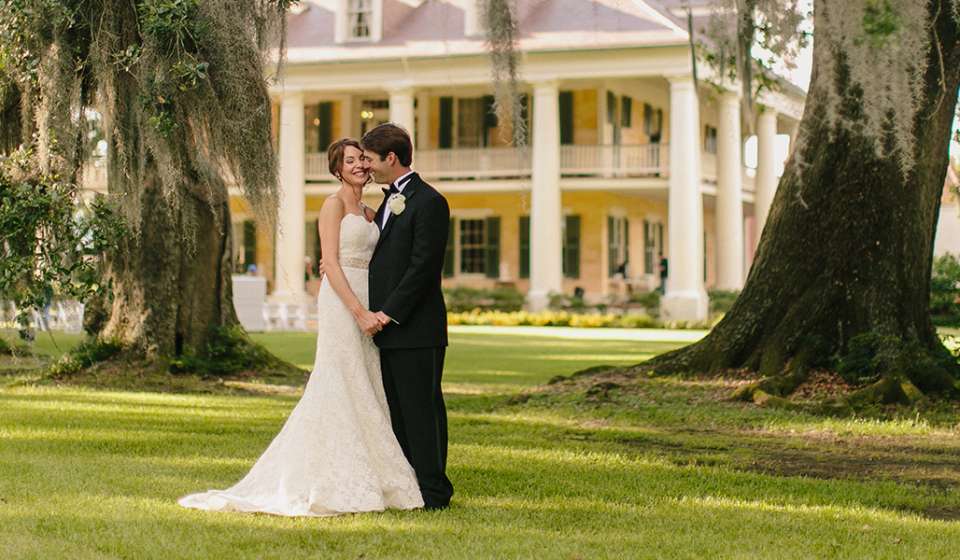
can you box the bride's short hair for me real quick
[327,138,364,179]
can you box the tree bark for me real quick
[650,0,960,402]
[99,160,239,358]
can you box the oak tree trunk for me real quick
[651,0,960,403]
[98,162,238,358]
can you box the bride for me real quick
[178,139,424,516]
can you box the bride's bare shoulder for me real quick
[320,195,345,223]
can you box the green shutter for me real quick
[563,215,580,279]
[318,102,333,150]
[439,97,453,149]
[624,218,630,272]
[519,216,530,279]
[607,216,617,277]
[559,91,574,145]
[621,96,632,128]
[484,216,500,279]
[444,217,455,278]
[643,219,653,274]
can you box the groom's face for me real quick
[363,149,395,185]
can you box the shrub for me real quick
[628,291,661,317]
[447,309,662,329]
[708,290,740,316]
[443,286,525,312]
[49,337,124,376]
[931,254,960,326]
[169,325,279,377]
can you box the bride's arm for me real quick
[319,198,381,335]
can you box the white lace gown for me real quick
[178,213,424,516]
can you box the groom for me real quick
[362,123,454,510]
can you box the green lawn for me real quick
[2,329,960,558]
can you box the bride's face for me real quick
[340,146,370,187]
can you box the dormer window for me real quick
[348,0,373,40]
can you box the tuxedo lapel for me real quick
[374,173,421,255]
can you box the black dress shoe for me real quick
[424,502,450,511]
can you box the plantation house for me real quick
[84,0,807,324]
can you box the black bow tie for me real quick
[381,184,400,196]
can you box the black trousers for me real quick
[379,346,453,508]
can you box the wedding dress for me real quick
[178,213,424,516]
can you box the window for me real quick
[305,102,333,153]
[704,125,718,154]
[348,0,373,39]
[643,220,664,275]
[457,98,485,148]
[456,217,501,277]
[644,103,663,142]
[519,215,579,279]
[608,215,629,277]
[438,97,454,149]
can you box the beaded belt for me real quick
[340,256,369,270]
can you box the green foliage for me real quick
[0,158,124,330]
[48,337,123,376]
[448,309,673,329]
[0,334,29,356]
[861,0,900,47]
[443,286,525,312]
[628,290,661,314]
[708,289,740,316]
[169,325,284,377]
[931,253,960,325]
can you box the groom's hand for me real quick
[354,309,383,336]
[374,311,394,327]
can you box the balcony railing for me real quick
[304,144,670,182]
[560,144,667,176]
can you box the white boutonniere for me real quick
[387,193,406,216]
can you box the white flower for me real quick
[388,194,406,215]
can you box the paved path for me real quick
[448,325,708,342]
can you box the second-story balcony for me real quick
[304,143,669,182]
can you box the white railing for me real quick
[305,152,330,181]
[304,144,670,182]
[416,147,532,179]
[561,144,668,176]
[1,300,85,333]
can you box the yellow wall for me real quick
[573,89,598,145]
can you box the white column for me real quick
[528,81,563,310]
[273,91,307,303]
[715,91,744,290]
[416,91,431,149]
[339,95,354,139]
[755,108,778,242]
[389,86,416,142]
[662,76,708,322]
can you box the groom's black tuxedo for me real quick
[369,172,454,509]
[369,172,449,348]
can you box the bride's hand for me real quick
[354,308,382,336]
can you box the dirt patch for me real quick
[613,428,960,496]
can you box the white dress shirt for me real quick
[381,170,415,229]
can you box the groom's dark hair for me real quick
[361,123,413,167]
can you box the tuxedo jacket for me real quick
[369,173,450,349]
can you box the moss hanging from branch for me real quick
[482,0,526,147]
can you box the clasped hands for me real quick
[355,309,392,337]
